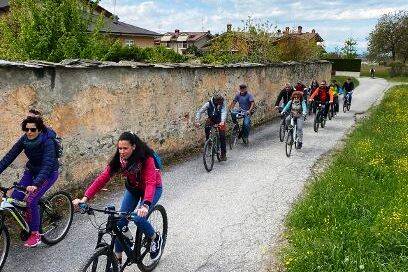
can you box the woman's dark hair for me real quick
[21,116,46,132]
[109,132,154,176]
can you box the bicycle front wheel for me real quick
[347,103,351,111]
[285,130,293,157]
[203,139,215,172]
[79,246,120,272]
[321,115,326,128]
[343,101,347,113]
[40,191,74,245]
[229,126,239,150]
[313,114,319,132]
[0,223,10,271]
[135,204,168,272]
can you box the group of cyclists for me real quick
[0,76,355,270]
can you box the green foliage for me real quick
[368,10,408,63]
[341,38,358,59]
[143,46,187,63]
[0,0,110,62]
[327,58,362,72]
[280,85,408,271]
[277,37,323,62]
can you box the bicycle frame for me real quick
[0,197,30,233]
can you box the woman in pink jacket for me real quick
[73,132,163,263]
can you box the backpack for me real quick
[152,151,163,170]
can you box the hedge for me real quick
[326,58,362,72]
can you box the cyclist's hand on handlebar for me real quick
[72,196,88,207]
[26,185,37,193]
[136,205,149,217]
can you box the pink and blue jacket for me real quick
[85,157,162,206]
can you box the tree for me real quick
[277,36,322,62]
[0,0,110,62]
[341,38,358,59]
[367,10,408,63]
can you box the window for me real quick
[125,39,134,47]
[182,41,188,48]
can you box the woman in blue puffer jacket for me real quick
[0,116,59,247]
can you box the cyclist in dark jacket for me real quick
[275,83,294,109]
[0,116,59,247]
[343,77,355,103]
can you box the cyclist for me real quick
[309,80,333,118]
[195,94,227,161]
[370,67,375,78]
[0,116,59,247]
[329,80,340,114]
[281,91,307,149]
[72,132,163,263]
[294,81,307,101]
[275,83,294,110]
[229,84,255,143]
[343,77,354,104]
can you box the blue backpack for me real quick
[152,151,163,170]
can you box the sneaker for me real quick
[297,142,303,149]
[24,232,41,248]
[242,137,249,145]
[150,232,163,261]
[220,154,227,161]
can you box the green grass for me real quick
[331,76,359,88]
[279,85,408,271]
[361,65,408,83]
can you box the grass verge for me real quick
[361,65,408,83]
[279,85,408,271]
[331,76,359,88]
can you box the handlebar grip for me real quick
[79,203,90,214]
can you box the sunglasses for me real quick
[23,128,38,132]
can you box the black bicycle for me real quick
[229,110,248,149]
[313,103,326,132]
[0,183,73,270]
[278,107,288,142]
[285,114,303,157]
[203,125,222,172]
[78,203,168,272]
[343,92,352,112]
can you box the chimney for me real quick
[277,29,281,35]
[298,26,302,34]
[175,29,180,35]
[312,29,316,34]
[285,26,290,34]
[227,24,232,32]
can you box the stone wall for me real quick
[0,60,331,189]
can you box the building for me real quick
[0,0,160,47]
[273,26,324,47]
[155,29,213,54]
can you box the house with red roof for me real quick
[155,29,213,54]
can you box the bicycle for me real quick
[203,125,222,172]
[313,102,326,132]
[285,114,302,157]
[343,92,352,112]
[78,203,168,272]
[328,102,335,120]
[229,110,248,149]
[0,183,73,270]
[277,107,288,142]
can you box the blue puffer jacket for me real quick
[0,128,59,185]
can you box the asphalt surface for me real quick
[4,78,389,272]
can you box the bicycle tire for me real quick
[313,113,319,132]
[203,139,214,172]
[321,116,326,128]
[0,224,10,271]
[135,204,168,272]
[279,122,285,142]
[40,191,74,245]
[328,106,333,120]
[343,101,347,113]
[215,139,221,162]
[79,246,119,272]
[285,130,293,157]
[229,126,239,150]
[347,103,351,111]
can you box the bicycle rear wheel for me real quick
[79,246,119,272]
[343,100,347,113]
[40,191,73,245]
[135,204,168,272]
[0,223,10,271]
[203,139,215,172]
[285,130,293,157]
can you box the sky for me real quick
[98,0,408,53]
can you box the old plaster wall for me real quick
[0,61,331,189]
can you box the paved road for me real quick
[5,78,389,272]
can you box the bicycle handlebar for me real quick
[79,203,136,219]
[0,183,27,195]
